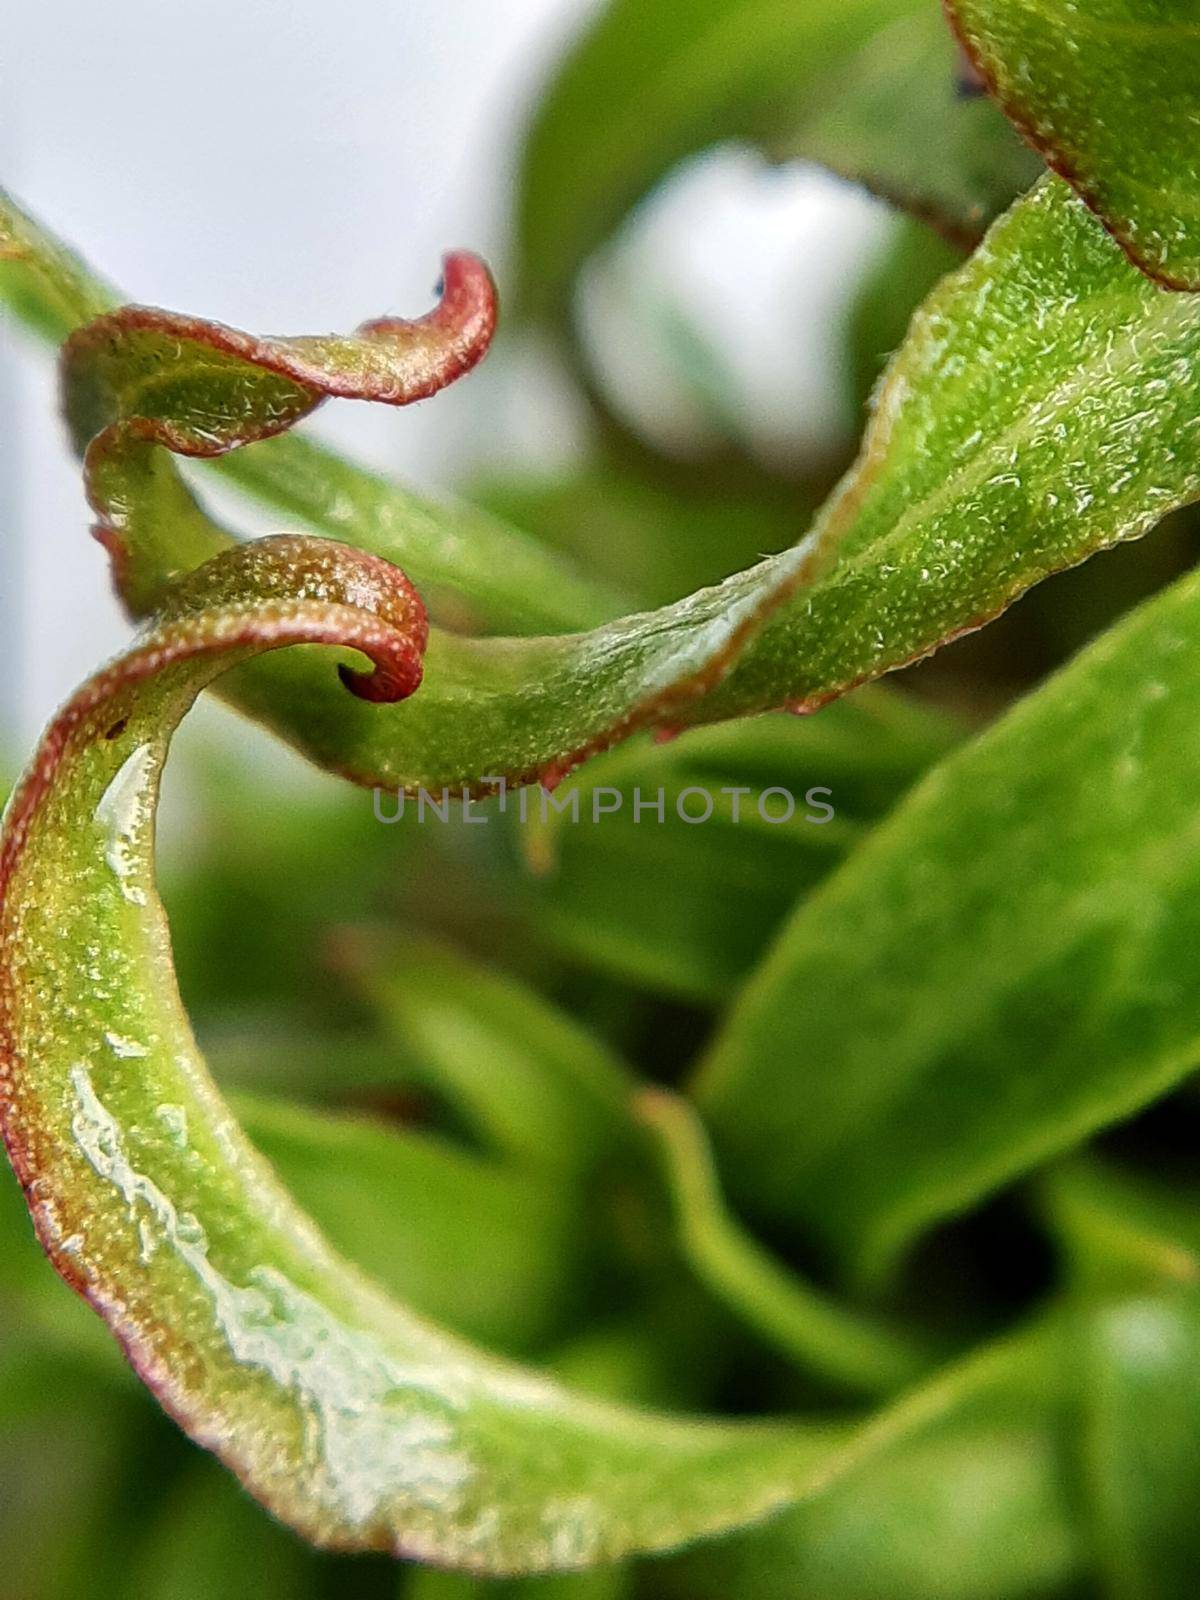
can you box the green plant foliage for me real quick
[519,692,959,1002]
[5,0,1200,1592]
[0,190,617,637]
[0,535,841,1568]
[15,175,1200,794]
[657,1319,1084,1599]
[700,564,1200,1281]
[949,0,1200,290]
[339,936,633,1174]
[235,1093,587,1356]
[0,530,1103,1577]
[637,1089,931,1393]
[472,457,805,612]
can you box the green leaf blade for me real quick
[698,561,1200,1281]
[14,178,1200,799]
[0,532,855,1571]
[949,0,1200,290]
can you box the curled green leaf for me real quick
[0,532,849,1569]
[53,175,1200,798]
[62,250,496,456]
[0,185,618,636]
[66,250,496,615]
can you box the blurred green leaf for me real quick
[472,458,805,611]
[699,563,1200,1282]
[1080,1289,1200,1600]
[238,1094,585,1356]
[407,1567,629,1600]
[656,1318,1083,1600]
[123,1458,311,1600]
[522,692,959,1003]
[1042,1157,1200,1295]
[215,432,626,634]
[637,1089,931,1394]
[0,1350,147,1600]
[343,937,633,1177]
[766,3,1042,244]
[847,215,963,418]
[949,0,1200,290]
[516,0,1035,322]
[1043,1160,1200,1599]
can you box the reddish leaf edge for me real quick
[52,221,1102,804]
[0,535,436,1552]
[59,246,841,797]
[61,250,496,452]
[943,0,1200,293]
[0,535,427,892]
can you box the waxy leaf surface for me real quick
[949,0,1200,289]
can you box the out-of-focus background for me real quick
[0,0,886,746]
